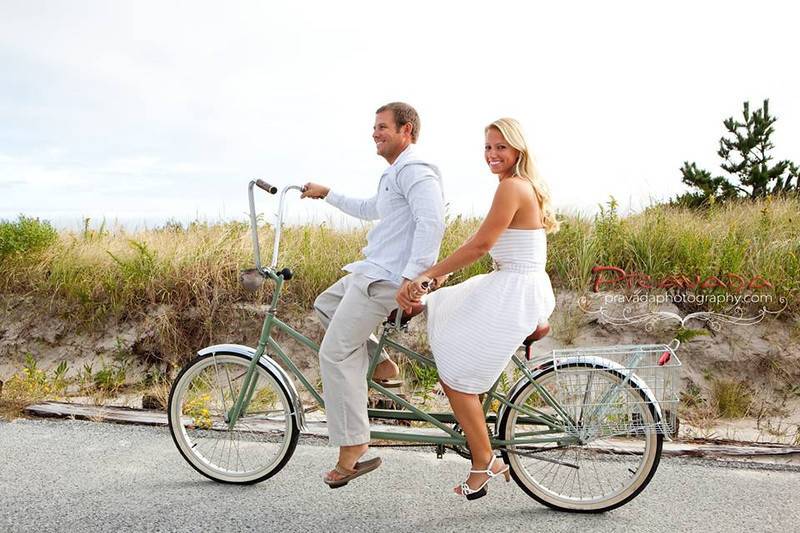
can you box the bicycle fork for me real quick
[224,312,276,429]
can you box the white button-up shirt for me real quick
[325,144,445,286]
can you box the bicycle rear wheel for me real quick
[499,363,663,512]
[168,352,299,484]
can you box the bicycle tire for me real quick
[168,352,300,484]
[498,362,663,512]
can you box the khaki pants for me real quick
[313,273,397,446]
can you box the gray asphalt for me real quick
[1,419,798,533]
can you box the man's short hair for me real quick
[376,102,420,143]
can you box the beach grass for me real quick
[1,196,797,327]
[1,196,798,419]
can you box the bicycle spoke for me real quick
[501,364,662,511]
[170,354,297,482]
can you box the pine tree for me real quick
[675,99,798,206]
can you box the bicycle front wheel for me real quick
[168,352,299,484]
[499,363,663,512]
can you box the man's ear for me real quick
[401,122,413,139]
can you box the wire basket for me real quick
[549,342,681,437]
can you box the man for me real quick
[301,102,445,487]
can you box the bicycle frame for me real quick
[225,181,583,449]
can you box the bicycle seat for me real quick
[522,323,550,360]
[386,304,425,328]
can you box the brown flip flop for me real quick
[323,457,383,489]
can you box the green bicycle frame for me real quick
[224,266,579,448]
[225,180,579,448]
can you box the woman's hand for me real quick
[431,273,450,289]
[410,274,432,299]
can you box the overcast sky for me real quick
[1,1,799,229]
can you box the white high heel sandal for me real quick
[458,456,511,501]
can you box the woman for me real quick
[398,117,558,500]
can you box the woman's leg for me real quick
[441,381,506,493]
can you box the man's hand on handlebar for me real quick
[395,280,420,315]
[300,182,330,199]
[395,273,451,314]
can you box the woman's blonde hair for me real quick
[486,117,560,234]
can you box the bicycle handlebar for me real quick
[248,180,304,271]
[255,179,278,194]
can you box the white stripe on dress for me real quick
[425,228,555,393]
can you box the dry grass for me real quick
[0,356,65,419]
[2,196,796,323]
[1,196,798,421]
[710,378,754,418]
[551,295,584,345]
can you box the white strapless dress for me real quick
[425,228,555,393]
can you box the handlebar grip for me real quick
[255,179,278,194]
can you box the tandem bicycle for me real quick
[167,180,681,513]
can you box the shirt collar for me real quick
[389,143,416,169]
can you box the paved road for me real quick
[1,419,798,533]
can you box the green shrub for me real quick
[548,217,596,290]
[0,215,57,259]
[711,378,753,418]
[408,360,439,402]
[0,355,70,417]
[93,359,127,393]
[593,197,626,267]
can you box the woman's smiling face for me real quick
[485,127,519,179]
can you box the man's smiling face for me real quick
[373,110,408,164]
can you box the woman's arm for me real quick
[395,178,526,312]
[423,179,521,280]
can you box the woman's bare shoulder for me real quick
[496,176,534,196]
